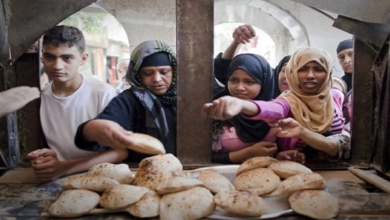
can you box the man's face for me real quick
[117,61,129,79]
[41,43,87,84]
[337,48,354,73]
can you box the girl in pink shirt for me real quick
[204,47,346,163]
[212,54,278,163]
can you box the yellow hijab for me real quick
[280,47,334,134]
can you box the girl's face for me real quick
[297,61,327,94]
[228,69,261,100]
[278,64,289,92]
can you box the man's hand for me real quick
[0,86,40,117]
[233,24,256,44]
[27,148,65,181]
[83,119,135,150]
[276,150,306,164]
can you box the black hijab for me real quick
[215,54,275,143]
[337,39,353,92]
[273,55,291,98]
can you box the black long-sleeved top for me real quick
[74,89,176,162]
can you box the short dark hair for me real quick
[42,25,85,53]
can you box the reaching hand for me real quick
[276,150,306,164]
[0,86,40,117]
[83,119,135,150]
[27,148,65,181]
[250,141,278,157]
[233,24,256,44]
[268,118,303,138]
[202,96,245,120]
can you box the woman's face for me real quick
[140,65,173,95]
[278,64,289,92]
[337,48,353,73]
[228,69,261,100]
[297,61,327,94]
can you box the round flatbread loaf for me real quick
[49,189,100,217]
[156,176,204,195]
[289,190,339,219]
[99,184,149,209]
[268,161,312,179]
[214,190,268,217]
[236,156,278,176]
[88,163,134,184]
[126,190,160,218]
[127,133,165,155]
[233,168,280,195]
[160,186,215,220]
[273,173,326,196]
[197,170,235,194]
[62,175,120,192]
[133,154,183,191]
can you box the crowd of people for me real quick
[2,24,354,181]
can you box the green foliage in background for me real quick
[60,11,107,34]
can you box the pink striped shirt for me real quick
[245,89,345,151]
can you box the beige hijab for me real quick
[280,47,334,134]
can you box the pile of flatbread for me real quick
[46,153,216,219]
[46,155,338,219]
[226,156,339,219]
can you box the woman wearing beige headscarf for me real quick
[202,47,348,163]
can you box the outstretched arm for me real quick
[27,148,128,182]
[221,24,256,59]
[0,86,40,117]
[202,96,259,121]
[269,118,339,156]
[82,119,137,150]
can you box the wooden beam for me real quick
[176,0,213,164]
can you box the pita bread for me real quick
[233,168,280,195]
[268,161,312,179]
[87,163,134,184]
[160,186,215,220]
[271,173,326,196]
[197,170,235,194]
[49,189,100,217]
[236,156,278,176]
[127,133,165,155]
[214,190,268,217]
[289,190,339,219]
[126,190,160,218]
[156,176,204,195]
[133,154,183,190]
[62,175,119,192]
[99,184,149,209]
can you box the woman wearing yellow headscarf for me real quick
[202,47,347,163]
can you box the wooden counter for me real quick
[0,167,389,219]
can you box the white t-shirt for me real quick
[40,75,118,161]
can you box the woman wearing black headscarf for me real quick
[75,40,177,162]
[273,55,291,97]
[212,54,278,163]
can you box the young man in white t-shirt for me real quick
[27,25,127,181]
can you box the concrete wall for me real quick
[271,0,352,76]
[97,0,176,51]
[96,0,352,76]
